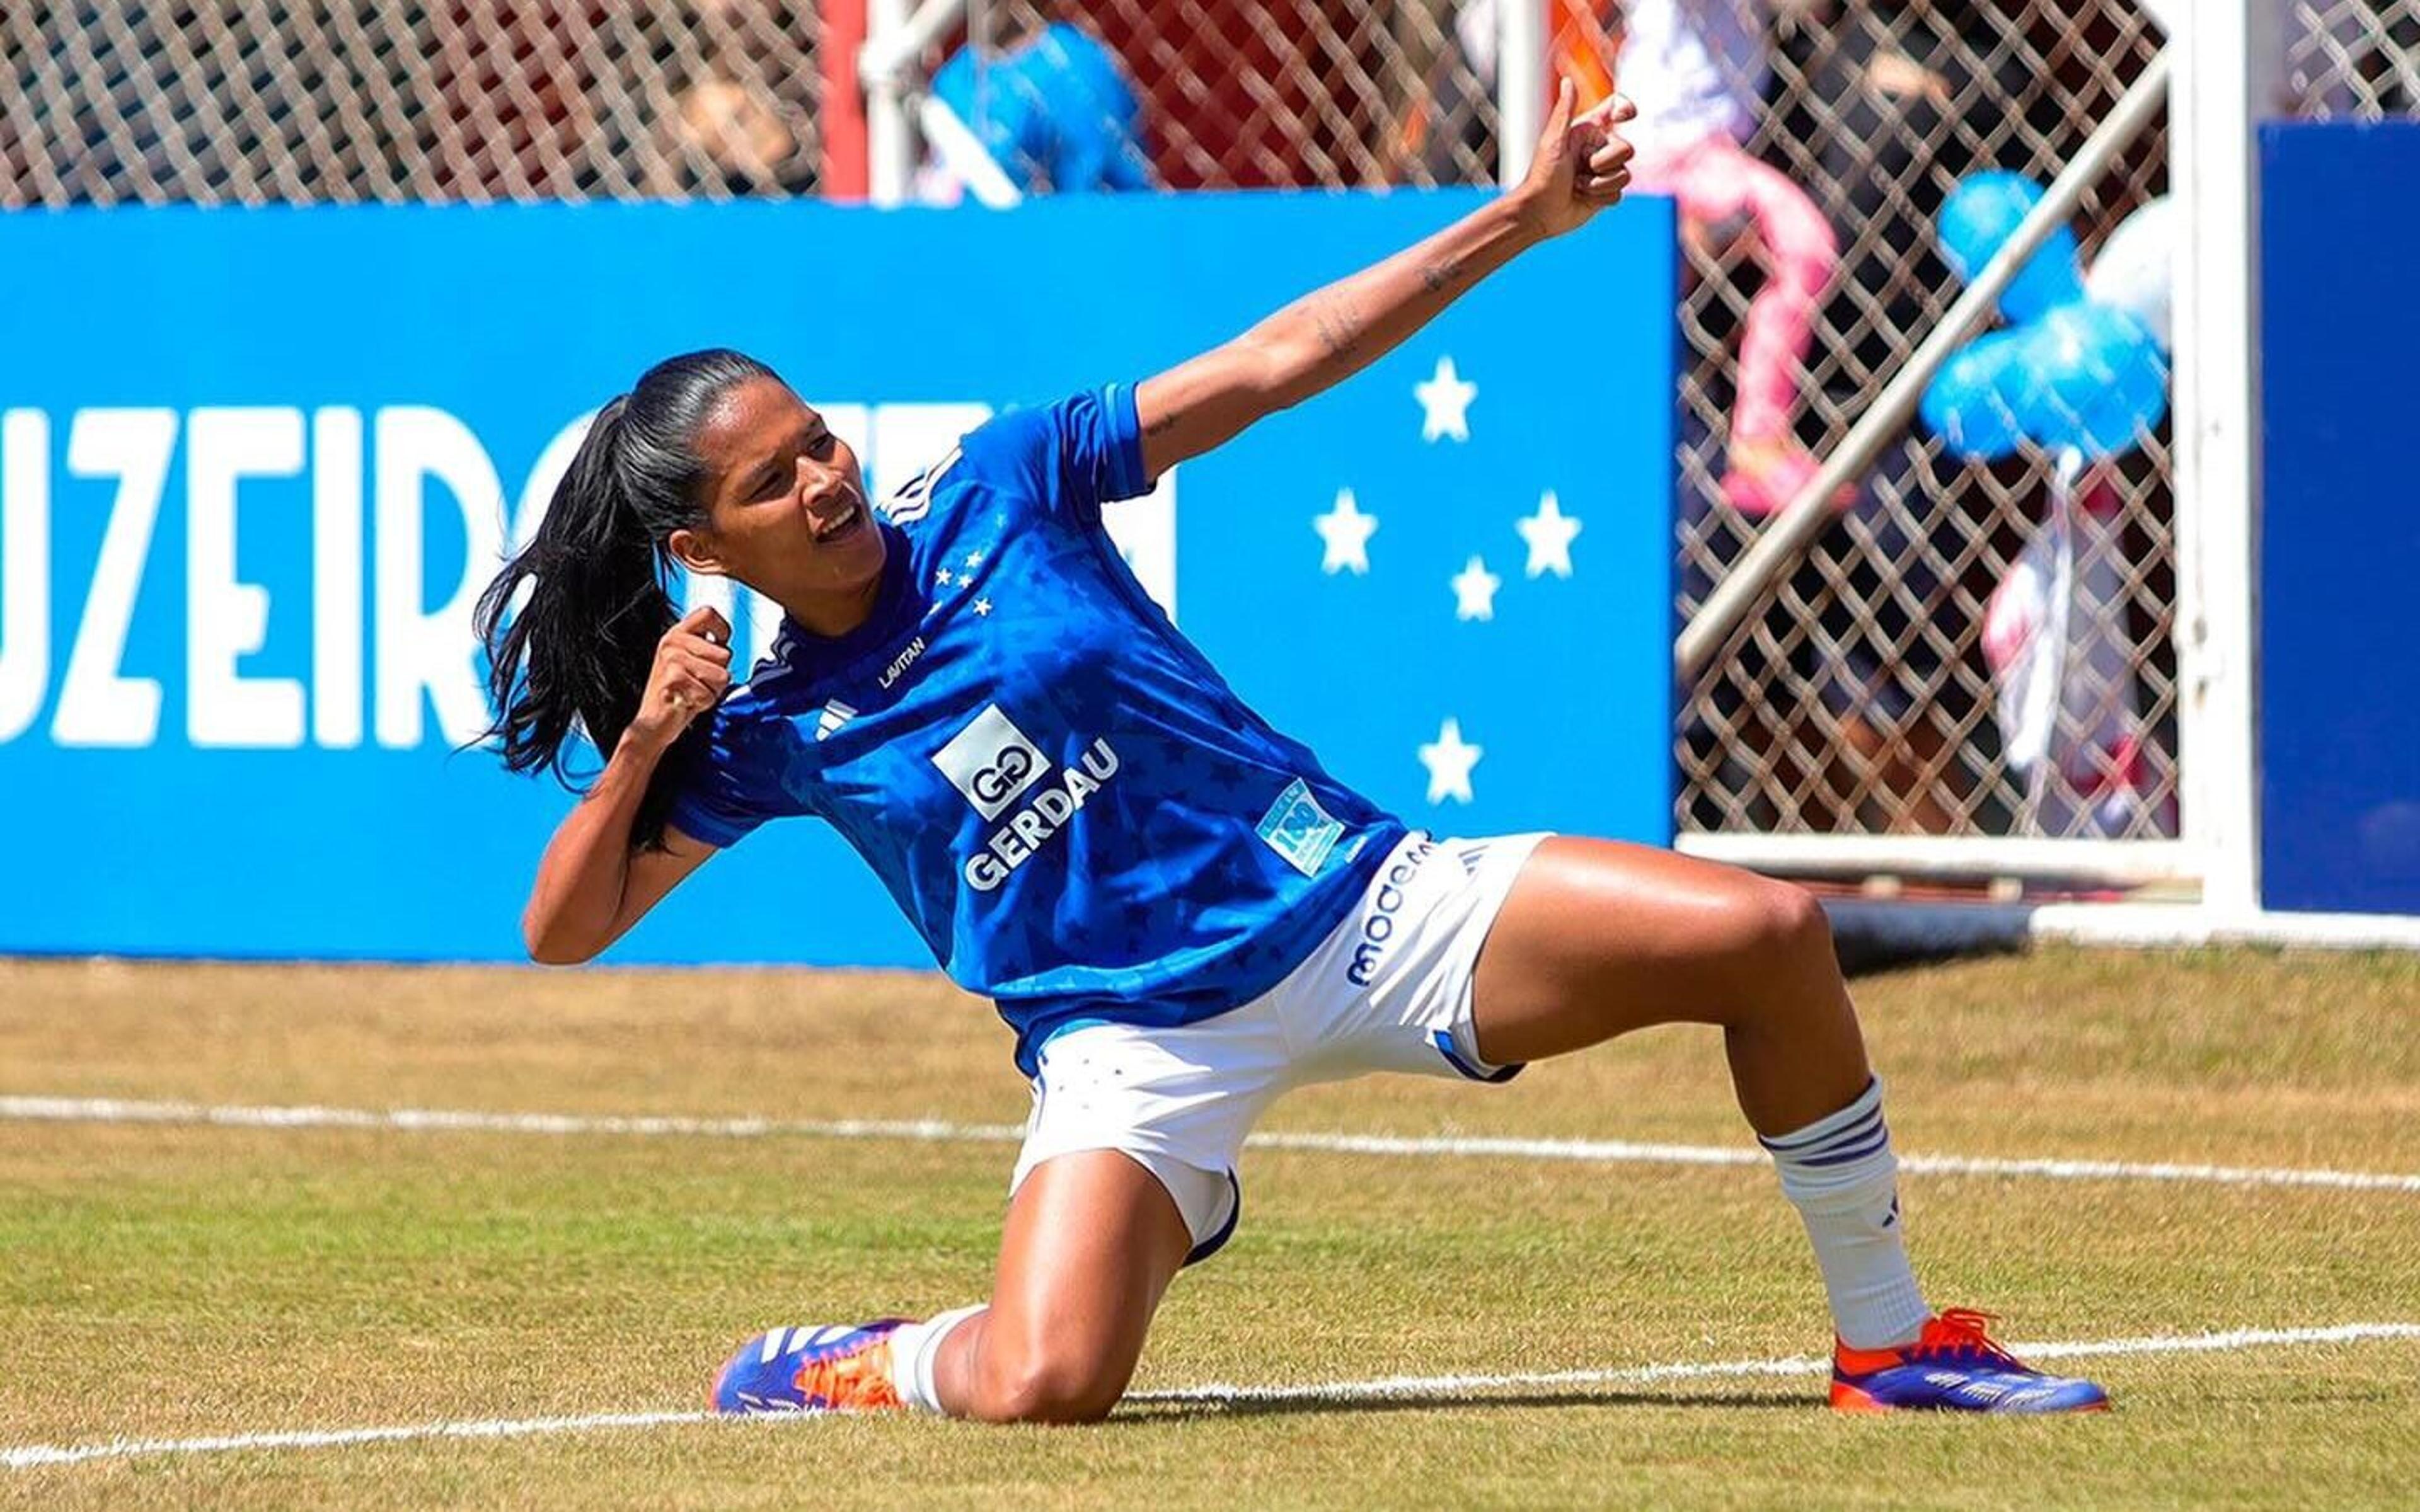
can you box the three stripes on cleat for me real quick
[758,1324,857,1365]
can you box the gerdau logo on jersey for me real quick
[932,704,1122,892]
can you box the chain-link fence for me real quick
[2290,0,2420,116]
[946,1,1497,188]
[6,0,2186,853]
[1,2,824,207]
[1665,1,2175,846]
[937,1,2179,847]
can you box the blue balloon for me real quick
[2010,302,2170,459]
[1922,328,2033,461]
[1938,171,2086,325]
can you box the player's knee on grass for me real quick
[973,1343,1133,1424]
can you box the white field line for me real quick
[1132,1322,2420,1404]
[2,1413,705,1472]
[8,1093,2420,1196]
[8,1323,2420,1470]
[0,1095,1027,1144]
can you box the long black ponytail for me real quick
[476,348,782,849]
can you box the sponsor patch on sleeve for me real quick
[1255,778,1344,878]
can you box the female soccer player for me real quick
[478,83,2105,1419]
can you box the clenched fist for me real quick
[630,605,734,748]
[1509,79,1639,241]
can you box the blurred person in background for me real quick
[1684,0,2039,838]
[1772,0,2164,837]
[918,18,1156,202]
[1417,0,1940,835]
[1762,0,1998,834]
[1425,0,1944,836]
[654,74,818,197]
[644,0,821,198]
[1441,0,1842,515]
[1593,0,1845,517]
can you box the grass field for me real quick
[4,946,2419,1509]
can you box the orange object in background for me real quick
[1075,0,1619,188]
[1552,0,1620,108]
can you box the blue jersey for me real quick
[666,384,1407,1072]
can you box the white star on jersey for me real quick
[1418,718,1484,804]
[1449,556,1502,621]
[1516,490,1583,578]
[1313,488,1380,575]
[935,568,955,587]
[973,597,994,617]
[1414,355,1478,442]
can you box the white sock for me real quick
[888,1304,984,1415]
[1760,1077,1930,1350]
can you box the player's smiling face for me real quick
[672,375,885,631]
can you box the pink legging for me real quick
[1637,135,1840,445]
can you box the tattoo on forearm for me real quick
[1310,297,1362,360]
[1420,258,1459,295]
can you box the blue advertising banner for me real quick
[0,192,1674,964]
[2259,122,2420,916]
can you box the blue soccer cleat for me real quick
[1831,1309,2111,1414]
[712,1320,913,1415]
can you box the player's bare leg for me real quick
[712,1148,1189,1422]
[1472,838,1867,1134]
[1470,837,2108,1413]
[923,1150,1192,1423]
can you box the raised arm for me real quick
[1135,81,1637,478]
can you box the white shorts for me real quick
[1010,830,1551,1264]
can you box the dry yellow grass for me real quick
[3,947,2417,1508]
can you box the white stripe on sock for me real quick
[1766,1080,1928,1351]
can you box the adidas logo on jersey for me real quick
[815,701,858,742]
[881,446,962,525]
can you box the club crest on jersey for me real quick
[931,704,1053,820]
